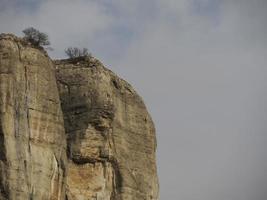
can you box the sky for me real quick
[1,0,267,199]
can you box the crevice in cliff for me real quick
[16,42,31,152]
[17,42,33,197]
[109,158,123,200]
[0,120,7,162]
[0,72,12,75]
[0,183,9,200]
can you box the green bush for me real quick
[65,47,90,58]
[22,27,50,47]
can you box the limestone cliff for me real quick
[0,34,67,200]
[0,34,159,200]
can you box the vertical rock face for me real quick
[0,34,67,200]
[0,33,159,200]
[55,58,159,200]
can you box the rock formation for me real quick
[0,34,67,200]
[0,34,159,200]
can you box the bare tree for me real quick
[65,47,91,58]
[22,27,50,47]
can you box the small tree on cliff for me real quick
[65,47,91,58]
[22,27,50,47]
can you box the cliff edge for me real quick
[0,34,159,200]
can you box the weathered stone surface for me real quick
[55,57,159,200]
[0,33,159,200]
[0,34,67,200]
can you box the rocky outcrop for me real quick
[0,34,159,200]
[55,58,159,200]
[0,34,67,200]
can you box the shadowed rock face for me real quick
[0,34,159,200]
[55,58,159,200]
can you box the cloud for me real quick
[112,0,267,199]
[1,0,267,199]
[0,0,114,57]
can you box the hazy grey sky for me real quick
[1,0,267,199]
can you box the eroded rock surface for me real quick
[0,33,159,200]
[55,58,159,200]
[0,34,67,200]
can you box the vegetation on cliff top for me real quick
[65,47,91,59]
[22,27,50,47]
[22,27,91,59]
